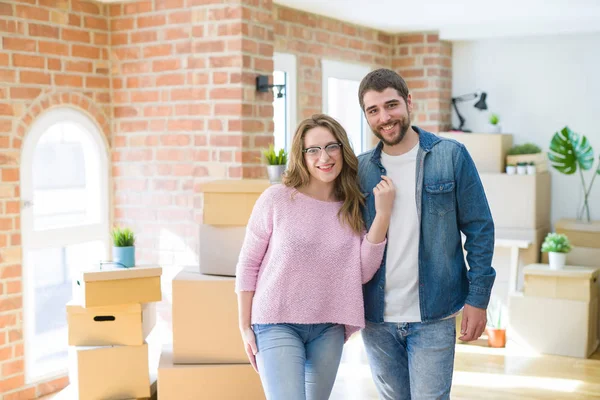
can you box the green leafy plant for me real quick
[507,143,542,156]
[489,113,499,125]
[111,227,136,247]
[261,144,287,165]
[548,126,600,222]
[541,233,572,254]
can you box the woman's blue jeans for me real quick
[252,323,344,400]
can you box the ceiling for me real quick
[273,0,600,40]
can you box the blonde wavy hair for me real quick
[282,114,365,234]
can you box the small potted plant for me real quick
[541,232,572,270]
[526,161,536,175]
[262,144,288,184]
[111,226,136,268]
[486,301,506,348]
[506,143,545,172]
[505,163,516,175]
[487,113,501,133]
[516,162,527,175]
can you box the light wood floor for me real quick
[331,334,600,400]
[40,335,600,400]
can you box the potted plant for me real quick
[486,300,506,348]
[262,144,288,184]
[541,232,572,270]
[487,113,501,133]
[506,143,545,173]
[111,226,136,268]
[516,162,527,175]
[548,126,600,222]
[526,161,536,175]
[505,163,516,175]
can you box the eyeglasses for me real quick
[302,143,342,158]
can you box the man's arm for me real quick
[454,144,496,340]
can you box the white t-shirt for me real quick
[381,143,422,323]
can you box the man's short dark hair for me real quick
[358,68,410,111]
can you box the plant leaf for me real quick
[548,126,594,175]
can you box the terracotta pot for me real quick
[486,328,506,348]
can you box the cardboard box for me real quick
[158,348,264,400]
[555,219,600,249]
[69,343,150,400]
[508,292,599,358]
[479,171,551,229]
[438,132,513,173]
[76,265,162,308]
[198,224,246,277]
[198,179,272,226]
[523,264,599,302]
[67,302,156,346]
[506,153,548,172]
[542,245,600,267]
[172,268,247,364]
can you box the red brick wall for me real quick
[274,5,392,120]
[392,33,452,133]
[0,1,111,397]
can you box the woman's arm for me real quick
[237,291,258,372]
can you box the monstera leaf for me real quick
[548,126,594,174]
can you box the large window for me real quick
[322,60,371,155]
[21,108,110,382]
[273,53,297,153]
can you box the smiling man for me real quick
[356,68,496,400]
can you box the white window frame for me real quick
[20,107,111,383]
[321,59,372,153]
[274,52,297,152]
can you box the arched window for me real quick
[20,107,110,382]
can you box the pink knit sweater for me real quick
[235,184,386,340]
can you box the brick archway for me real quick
[15,90,111,147]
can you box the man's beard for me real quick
[372,113,411,147]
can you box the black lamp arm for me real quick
[451,98,466,131]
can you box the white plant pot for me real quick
[548,252,567,270]
[516,165,527,175]
[487,123,502,133]
[506,166,516,175]
[526,165,536,175]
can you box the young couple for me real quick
[235,68,496,400]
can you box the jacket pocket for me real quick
[425,181,456,216]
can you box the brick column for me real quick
[110,0,275,265]
[392,33,452,133]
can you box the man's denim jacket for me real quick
[358,126,496,323]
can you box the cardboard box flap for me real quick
[66,301,142,316]
[198,179,271,194]
[524,263,599,279]
[80,265,162,282]
[556,219,600,233]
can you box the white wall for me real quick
[452,33,600,226]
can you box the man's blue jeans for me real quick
[362,316,456,400]
[253,323,344,400]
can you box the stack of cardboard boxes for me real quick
[439,132,551,296]
[508,263,600,358]
[66,265,163,399]
[157,180,271,399]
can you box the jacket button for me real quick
[439,185,443,190]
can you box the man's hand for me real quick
[459,304,487,341]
